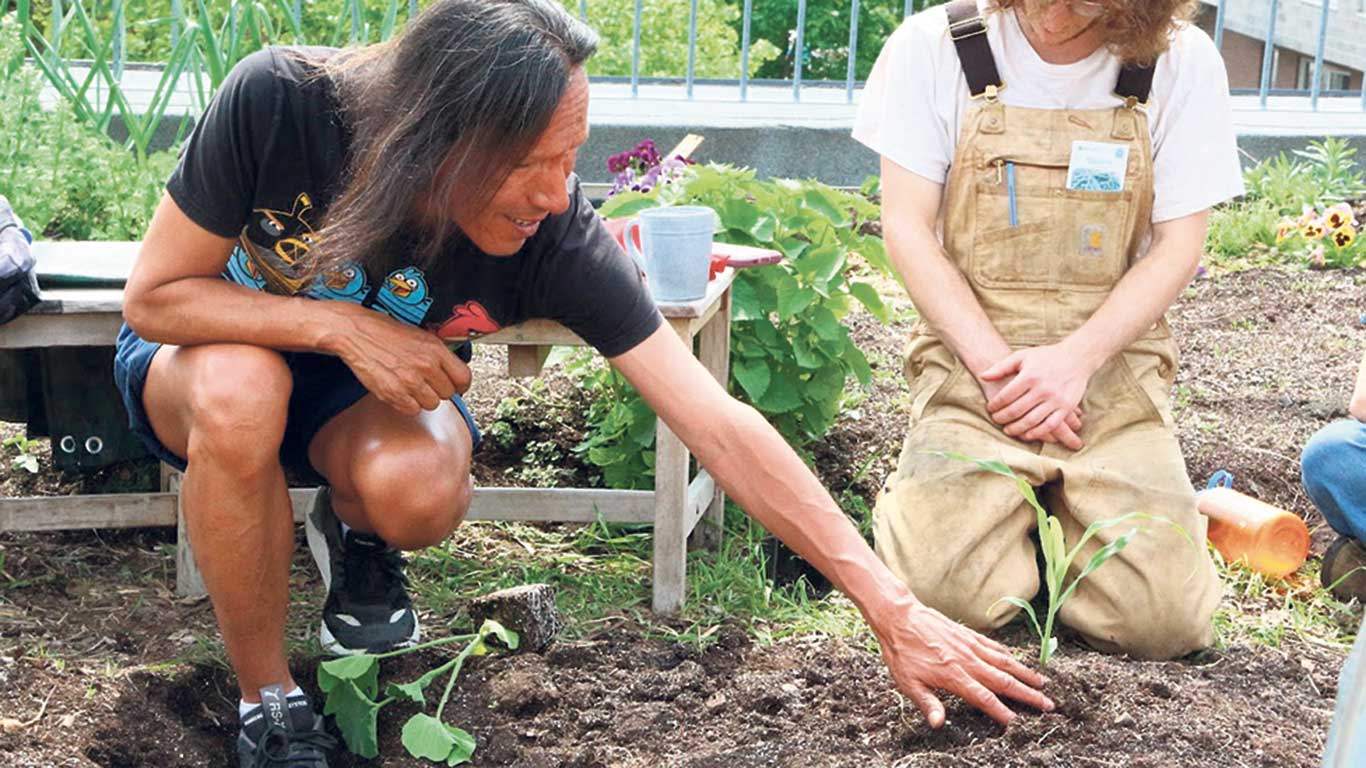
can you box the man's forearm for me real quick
[124,276,362,356]
[886,221,1011,378]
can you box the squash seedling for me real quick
[317,619,519,765]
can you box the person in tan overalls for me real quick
[855,0,1244,660]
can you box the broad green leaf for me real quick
[750,213,778,243]
[444,724,477,765]
[324,680,382,758]
[730,277,761,321]
[478,619,521,651]
[803,187,850,226]
[717,198,758,233]
[402,713,462,761]
[809,307,843,342]
[318,654,378,698]
[777,236,811,262]
[756,374,803,413]
[845,344,873,387]
[849,281,891,323]
[800,245,844,288]
[733,360,772,401]
[598,192,657,220]
[777,281,816,320]
[791,335,823,370]
[749,315,781,347]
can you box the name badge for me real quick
[1066,141,1129,192]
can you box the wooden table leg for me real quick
[652,319,695,615]
[165,463,206,599]
[689,289,730,551]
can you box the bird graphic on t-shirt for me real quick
[373,266,433,325]
[238,192,319,295]
[223,246,268,290]
[307,262,370,304]
[432,301,501,340]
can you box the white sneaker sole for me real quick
[318,615,422,657]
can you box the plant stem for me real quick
[435,633,487,721]
[370,632,478,661]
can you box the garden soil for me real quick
[1,267,1363,767]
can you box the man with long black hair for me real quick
[117,0,1052,763]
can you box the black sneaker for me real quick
[305,487,420,655]
[237,685,335,767]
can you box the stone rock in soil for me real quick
[467,583,563,652]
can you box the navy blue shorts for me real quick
[113,323,480,482]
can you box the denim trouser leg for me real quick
[1301,419,1366,544]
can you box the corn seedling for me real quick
[317,619,518,765]
[932,451,1194,666]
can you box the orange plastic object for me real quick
[1197,486,1310,579]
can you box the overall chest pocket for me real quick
[1055,188,1133,288]
[971,180,1058,289]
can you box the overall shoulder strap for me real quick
[1114,62,1156,107]
[946,0,1003,99]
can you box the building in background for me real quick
[1197,0,1366,92]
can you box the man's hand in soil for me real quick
[980,344,1092,450]
[976,370,1083,448]
[324,303,472,416]
[873,600,1053,728]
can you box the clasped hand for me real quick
[333,306,472,415]
[978,343,1094,450]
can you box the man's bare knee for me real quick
[352,444,471,550]
[184,347,292,476]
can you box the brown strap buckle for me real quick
[948,16,988,41]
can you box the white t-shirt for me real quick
[853,1,1245,223]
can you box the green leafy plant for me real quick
[932,451,1193,666]
[0,17,176,239]
[582,163,892,488]
[3,434,42,474]
[317,619,518,764]
[1207,138,1366,272]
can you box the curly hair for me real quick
[988,0,1201,64]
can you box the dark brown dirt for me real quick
[1,267,1362,766]
[18,622,1343,768]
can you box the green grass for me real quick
[406,507,872,651]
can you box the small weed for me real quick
[3,434,42,474]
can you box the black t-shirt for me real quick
[166,47,662,358]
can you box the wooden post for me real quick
[652,319,695,614]
[165,464,206,599]
[689,289,730,551]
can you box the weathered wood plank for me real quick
[0,493,177,530]
[684,469,715,536]
[0,313,125,348]
[1,487,658,531]
[507,345,552,378]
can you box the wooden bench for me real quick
[0,242,734,614]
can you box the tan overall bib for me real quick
[871,2,1221,660]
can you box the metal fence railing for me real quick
[21,0,1366,113]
